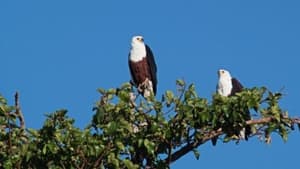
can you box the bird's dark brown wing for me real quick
[230,78,243,96]
[128,57,138,87]
[145,44,157,95]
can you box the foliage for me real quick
[0,80,299,169]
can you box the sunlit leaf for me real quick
[193,149,200,160]
[124,159,138,169]
[97,88,106,94]
[116,141,125,150]
[176,79,185,87]
[144,139,155,155]
[223,136,232,143]
[165,90,174,106]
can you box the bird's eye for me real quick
[222,71,225,74]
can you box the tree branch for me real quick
[165,116,300,164]
[166,128,222,163]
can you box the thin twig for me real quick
[6,111,13,154]
[167,142,172,166]
[93,142,112,168]
[14,92,25,129]
[164,79,187,116]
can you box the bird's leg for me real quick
[144,78,153,98]
[137,81,145,94]
[137,78,148,96]
[137,78,153,98]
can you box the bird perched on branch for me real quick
[128,36,157,98]
[212,69,251,145]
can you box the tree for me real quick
[0,80,299,169]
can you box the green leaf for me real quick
[107,88,117,95]
[279,124,288,142]
[138,139,143,147]
[108,153,119,168]
[266,123,277,133]
[166,90,174,100]
[123,159,138,169]
[223,136,232,143]
[97,88,106,94]
[165,90,174,106]
[154,101,163,112]
[176,79,185,87]
[193,149,200,160]
[144,139,155,155]
[42,145,47,154]
[116,141,125,150]
[0,105,7,113]
[0,95,7,104]
[120,82,132,89]
[118,90,130,102]
[107,121,118,134]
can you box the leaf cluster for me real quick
[0,80,298,169]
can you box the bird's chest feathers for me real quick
[130,46,147,62]
[218,79,233,96]
[130,58,151,82]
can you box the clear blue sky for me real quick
[1,1,299,168]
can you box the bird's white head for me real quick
[218,69,232,80]
[217,69,233,96]
[131,35,144,45]
[130,35,146,62]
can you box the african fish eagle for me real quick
[212,69,251,145]
[128,36,157,98]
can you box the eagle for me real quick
[217,69,245,97]
[128,36,157,98]
[212,69,251,145]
